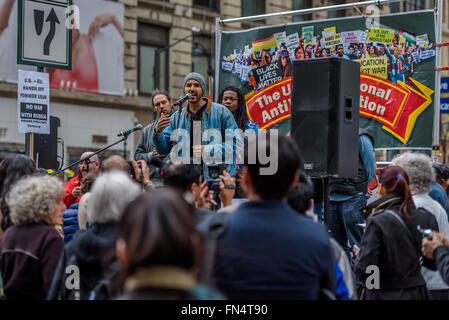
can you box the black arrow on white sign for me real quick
[43,8,60,56]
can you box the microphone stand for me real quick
[52,133,133,176]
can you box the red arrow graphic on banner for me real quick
[359,74,433,144]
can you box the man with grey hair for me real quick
[62,151,101,208]
[48,171,141,300]
[392,152,449,299]
[153,72,241,181]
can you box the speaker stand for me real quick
[322,177,329,226]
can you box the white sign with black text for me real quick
[17,70,50,134]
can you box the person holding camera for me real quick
[135,90,173,188]
[422,231,449,286]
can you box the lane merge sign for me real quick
[18,0,72,69]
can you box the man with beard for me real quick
[135,90,173,188]
[153,72,240,180]
[62,151,101,208]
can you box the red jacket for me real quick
[62,175,81,208]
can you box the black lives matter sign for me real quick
[17,70,50,134]
[252,62,283,92]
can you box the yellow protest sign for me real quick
[324,33,341,49]
[368,27,395,44]
[357,56,389,79]
[323,26,336,37]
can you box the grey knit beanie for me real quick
[183,72,206,94]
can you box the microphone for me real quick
[173,93,192,107]
[117,124,143,137]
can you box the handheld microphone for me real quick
[117,124,143,137]
[173,93,192,107]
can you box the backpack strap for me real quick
[200,212,230,284]
[384,210,421,260]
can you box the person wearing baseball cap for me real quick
[152,72,241,181]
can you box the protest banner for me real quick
[18,70,50,134]
[368,27,395,44]
[342,31,359,44]
[324,33,342,49]
[251,62,284,92]
[302,26,314,46]
[246,78,292,129]
[357,57,389,79]
[218,10,436,149]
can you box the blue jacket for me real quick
[429,181,449,219]
[153,98,242,179]
[201,200,336,299]
[63,203,79,243]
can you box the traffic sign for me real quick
[17,0,72,69]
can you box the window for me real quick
[193,0,220,12]
[327,0,346,18]
[404,0,426,11]
[292,0,313,22]
[242,0,265,17]
[138,24,169,94]
[389,2,398,13]
[192,35,214,87]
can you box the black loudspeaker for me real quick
[25,116,60,169]
[291,57,359,178]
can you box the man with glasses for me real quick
[62,152,100,208]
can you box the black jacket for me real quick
[355,194,438,300]
[134,120,166,187]
[47,222,118,300]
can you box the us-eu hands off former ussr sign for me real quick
[17,0,72,69]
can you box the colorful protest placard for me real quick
[368,27,395,44]
[302,26,314,46]
[357,57,389,79]
[251,62,284,92]
[341,31,359,44]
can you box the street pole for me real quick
[27,65,44,162]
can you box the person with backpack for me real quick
[392,152,449,299]
[47,171,140,300]
[355,166,439,300]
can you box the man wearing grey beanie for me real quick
[153,72,242,181]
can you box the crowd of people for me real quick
[223,28,436,90]
[1,71,449,301]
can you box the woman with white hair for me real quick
[392,152,449,300]
[0,175,65,299]
[47,171,141,300]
